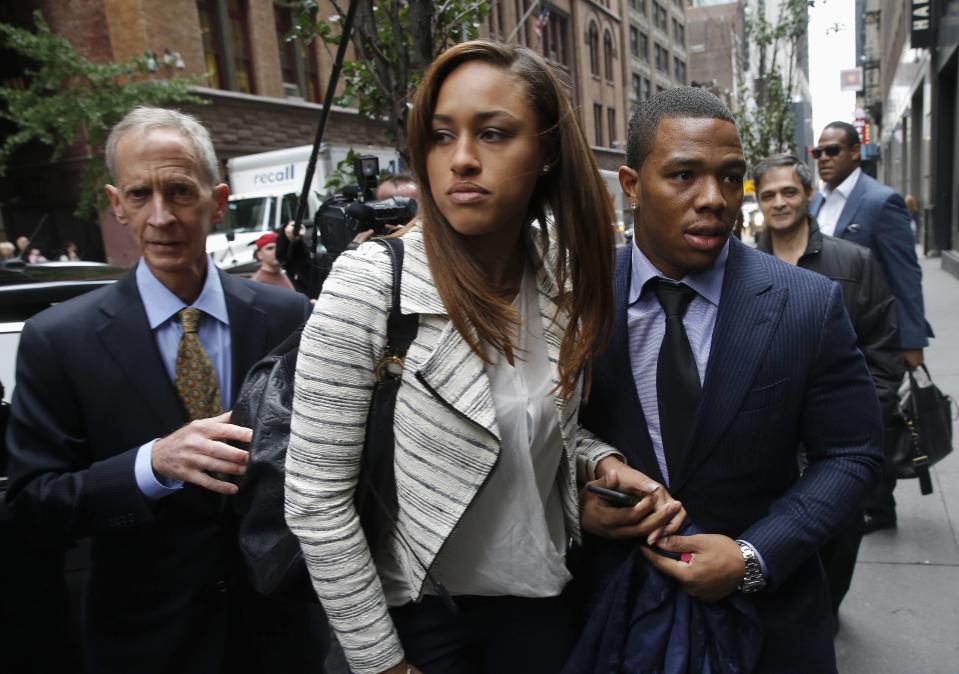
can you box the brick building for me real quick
[0,0,390,262]
[484,0,627,172]
[1,0,638,261]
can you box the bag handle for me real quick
[904,366,934,495]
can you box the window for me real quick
[594,103,604,146]
[588,22,599,76]
[655,43,670,73]
[656,84,664,94]
[652,1,668,32]
[630,26,639,58]
[301,43,321,102]
[639,31,649,62]
[674,58,686,84]
[227,0,254,93]
[603,30,615,81]
[275,5,297,89]
[274,3,322,102]
[643,77,651,100]
[672,19,685,47]
[196,0,226,88]
[632,73,642,100]
[638,0,647,15]
[543,10,570,67]
[608,107,617,147]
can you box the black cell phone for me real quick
[586,484,641,508]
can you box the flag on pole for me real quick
[534,3,552,42]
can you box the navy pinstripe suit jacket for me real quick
[580,237,883,672]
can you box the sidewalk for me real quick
[835,253,959,673]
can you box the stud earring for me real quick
[540,164,551,175]
[627,201,638,210]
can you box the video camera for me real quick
[315,154,417,265]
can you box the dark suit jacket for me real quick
[810,170,931,348]
[580,238,883,673]
[756,216,904,422]
[5,266,310,674]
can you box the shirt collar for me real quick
[628,238,729,307]
[135,256,230,330]
[821,166,861,199]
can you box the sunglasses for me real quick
[812,144,843,159]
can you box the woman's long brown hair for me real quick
[407,40,614,399]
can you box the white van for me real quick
[207,143,401,269]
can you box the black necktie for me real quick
[652,279,700,478]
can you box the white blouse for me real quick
[421,265,571,597]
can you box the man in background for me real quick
[811,121,932,532]
[251,231,295,291]
[754,152,902,621]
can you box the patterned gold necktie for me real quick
[175,307,223,421]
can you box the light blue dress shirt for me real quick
[133,258,232,500]
[627,241,727,487]
[627,241,767,576]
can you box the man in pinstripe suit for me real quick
[579,88,883,672]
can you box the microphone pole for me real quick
[291,0,360,238]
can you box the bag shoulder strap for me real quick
[378,237,418,364]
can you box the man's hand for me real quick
[581,457,685,543]
[152,411,252,495]
[903,348,924,369]
[642,533,746,601]
[284,221,303,242]
[352,229,376,245]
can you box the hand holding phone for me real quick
[586,484,642,507]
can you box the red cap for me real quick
[255,232,278,250]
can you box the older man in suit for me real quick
[811,121,932,532]
[578,88,883,672]
[5,108,314,674]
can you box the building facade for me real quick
[859,0,958,276]
[622,0,689,115]
[485,0,628,171]
[686,0,745,108]
[0,0,392,263]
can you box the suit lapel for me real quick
[219,269,268,401]
[671,239,786,493]
[809,192,824,218]
[606,243,666,484]
[403,233,499,441]
[834,172,866,238]
[96,271,185,430]
[595,245,663,483]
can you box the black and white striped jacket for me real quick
[285,225,616,673]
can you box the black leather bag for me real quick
[885,365,955,495]
[232,237,418,599]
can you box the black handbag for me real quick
[233,237,422,599]
[885,365,955,495]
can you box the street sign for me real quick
[840,68,864,92]
[911,0,932,49]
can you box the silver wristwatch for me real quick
[737,541,766,593]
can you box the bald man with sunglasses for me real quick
[811,121,933,534]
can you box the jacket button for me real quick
[215,579,227,593]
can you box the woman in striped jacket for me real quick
[285,40,682,674]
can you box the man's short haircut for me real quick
[384,172,415,186]
[626,86,737,169]
[106,107,220,186]
[753,153,815,192]
[823,121,861,147]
